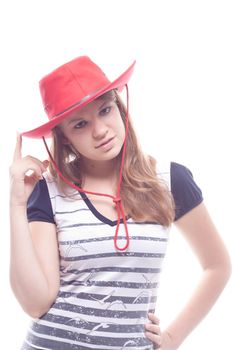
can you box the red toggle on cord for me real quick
[42,85,130,251]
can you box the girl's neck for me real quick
[80,157,119,182]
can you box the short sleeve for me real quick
[171,162,203,221]
[27,178,55,224]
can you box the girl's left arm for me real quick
[160,202,231,349]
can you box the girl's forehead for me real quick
[66,98,102,120]
[66,93,115,120]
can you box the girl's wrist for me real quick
[161,330,179,350]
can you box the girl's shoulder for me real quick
[154,157,203,221]
[42,171,59,197]
[155,158,172,190]
[170,161,203,221]
[42,171,78,198]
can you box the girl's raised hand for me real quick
[9,133,49,206]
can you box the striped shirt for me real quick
[21,162,203,350]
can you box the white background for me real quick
[1,0,233,349]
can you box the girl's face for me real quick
[59,94,125,165]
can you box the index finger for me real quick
[148,313,160,324]
[13,132,22,161]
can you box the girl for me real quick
[9,56,231,349]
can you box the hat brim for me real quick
[21,61,136,139]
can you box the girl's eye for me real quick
[74,120,87,129]
[100,106,112,116]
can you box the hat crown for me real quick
[39,56,110,119]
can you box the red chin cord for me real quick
[42,85,130,251]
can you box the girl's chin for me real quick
[81,144,123,164]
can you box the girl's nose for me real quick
[92,118,108,140]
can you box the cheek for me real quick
[112,113,125,136]
[70,136,88,154]
[119,120,126,139]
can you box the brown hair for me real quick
[49,90,175,226]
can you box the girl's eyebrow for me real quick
[98,100,108,110]
[66,97,115,125]
[98,97,115,111]
[67,117,83,126]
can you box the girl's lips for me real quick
[96,137,115,149]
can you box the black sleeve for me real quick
[171,162,203,221]
[27,178,55,224]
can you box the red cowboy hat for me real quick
[21,56,136,138]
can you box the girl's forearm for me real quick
[10,205,53,317]
[164,266,231,348]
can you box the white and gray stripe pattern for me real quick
[22,164,171,350]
